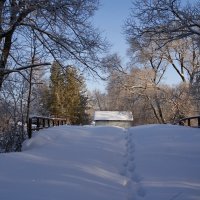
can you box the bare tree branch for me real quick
[0,63,51,75]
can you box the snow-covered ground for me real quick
[0,124,200,200]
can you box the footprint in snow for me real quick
[123,160,128,167]
[128,162,136,172]
[137,185,146,197]
[123,152,128,158]
[131,173,142,183]
[119,168,127,176]
[128,145,135,153]
[129,154,135,161]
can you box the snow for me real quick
[94,111,133,121]
[125,125,200,200]
[0,124,200,200]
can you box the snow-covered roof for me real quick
[94,111,133,121]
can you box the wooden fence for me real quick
[178,116,200,128]
[28,116,67,138]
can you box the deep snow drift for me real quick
[0,124,200,200]
[125,125,200,200]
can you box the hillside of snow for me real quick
[0,125,200,200]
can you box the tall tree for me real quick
[0,0,107,90]
[125,0,200,48]
[64,67,83,124]
[49,61,64,117]
[49,62,89,124]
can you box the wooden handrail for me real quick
[28,116,67,138]
[178,116,200,128]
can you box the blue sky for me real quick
[87,0,132,91]
[87,0,182,91]
[93,0,132,61]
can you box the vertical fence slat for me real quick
[43,118,45,128]
[28,118,32,139]
[188,119,191,126]
[198,117,200,127]
[36,118,40,130]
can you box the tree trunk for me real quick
[0,30,14,90]
[155,98,165,124]
[26,67,33,132]
[0,71,4,90]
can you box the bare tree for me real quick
[123,68,166,123]
[0,0,107,90]
[101,53,125,74]
[91,90,108,111]
[163,38,200,84]
[0,74,26,127]
[125,0,200,48]
[125,1,200,115]
[0,73,28,152]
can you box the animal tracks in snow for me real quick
[131,173,142,183]
[121,129,146,199]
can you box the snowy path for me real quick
[0,125,200,200]
[120,129,146,200]
[122,125,200,200]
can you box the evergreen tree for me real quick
[64,66,89,124]
[49,61,64,117]
[48,62,89,124]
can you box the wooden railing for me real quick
[28,116,67,139]
[178,116,200,128]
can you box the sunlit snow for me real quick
[0,124,200,200]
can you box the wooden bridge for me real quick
[27,115,200,139]
[178,116,200,128]
[28,116,68,138]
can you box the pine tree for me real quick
[49,61,64,117]
[64,66,88,124]
[48,62,89,124]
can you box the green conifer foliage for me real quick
[49,61,64,117]
[49,62,89,124]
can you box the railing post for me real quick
[188,119,191,126]
[28,118,32,139]
[198,117,200,127]
[36,118,40,130]
[48,119,50,127]
[43,118,45,128]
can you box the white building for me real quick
[94,111,133,128]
